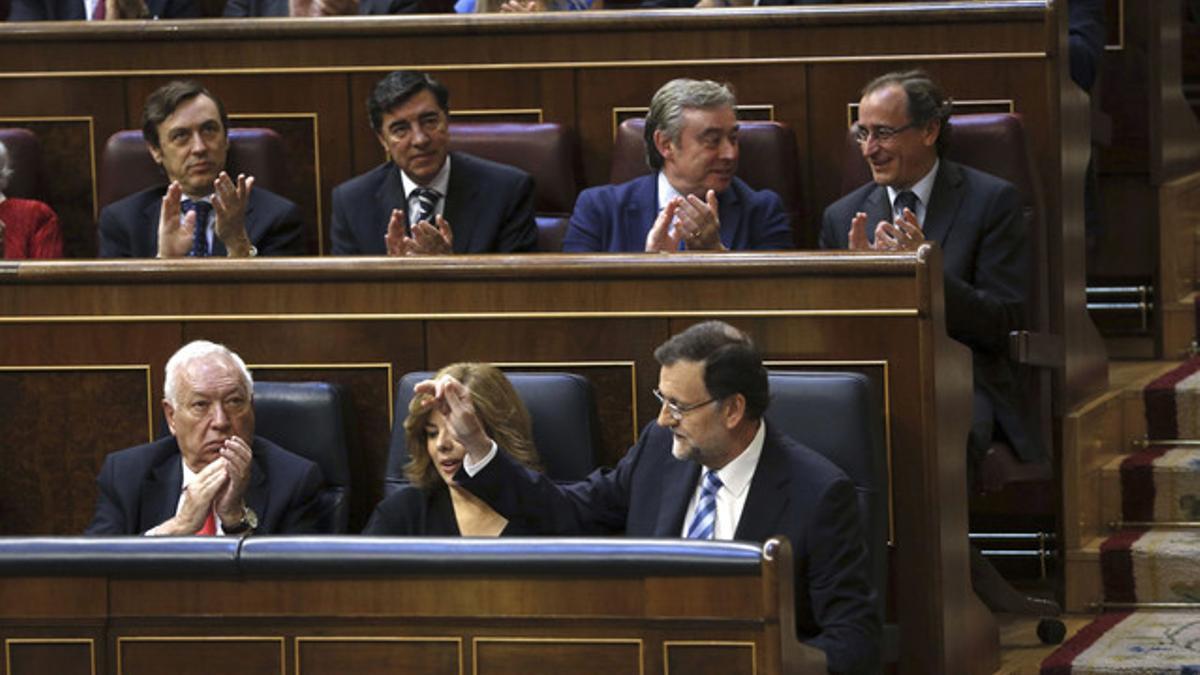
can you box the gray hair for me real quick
[644,79,737,171]
[0,140,12,194]
[163,340,254,407]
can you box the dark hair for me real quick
[861,69,953,155]
[368,71,450,133]
[141,80,228,149]
[643,78,736,172]
[653,320,769,420]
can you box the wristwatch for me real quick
[223,506,259,535]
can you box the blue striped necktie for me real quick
[182,199,212,257]
[685,470,723,540]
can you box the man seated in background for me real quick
[98,80,304,258]
[86,340,324,535]
[9,0,196,19]
[330,70,538,255]
[563,78,792,253]
[418,321,880,673]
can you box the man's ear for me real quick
[653,129,675,164]
[146,142,163,166]
[376,131,390,155]
[163,399,177,436]
[921,119,941,149]
[723,393,747,430]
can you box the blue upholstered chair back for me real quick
[386,371,600,496]
[253,381,352,534]
[764,370,894,660]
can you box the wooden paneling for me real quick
[474,637,642,675]
[116,637,284,675]
[6,639,95,675]
[664,642,755,675]
[296,637,460,675]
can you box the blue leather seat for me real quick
[253,381,352,534]
[764,370,894,661]
[385,371,600,496]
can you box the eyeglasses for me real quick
[652,388,717,421]
[852,122,917,144]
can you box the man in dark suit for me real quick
[86,340,323,536]
[418,321,879,674]
[563,78,791,253]
[98,80,304,258]
[330,71,537,255]
[9,0,196,20]
[819,70,1043,490]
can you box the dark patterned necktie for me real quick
[182,199,212,257]
[412,188,441,225]
[894,190,919,219]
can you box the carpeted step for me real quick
[1101,528,1200,604]
[1145,357,1200,440]
[1041,611,1200,674]
[1109,447,1200,523]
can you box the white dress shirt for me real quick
[680,420,766,540]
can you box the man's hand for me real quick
[213,172,256,257]
[157,181,196,258]
[290,0,359,15]
[645,198,683,252]
[873,208,924,251]
[384,209,408,256]
[149,457,228,535]
[414,374,493,462]
[677,190,724,251]
[404,215,454,255]
[214,435,254,527]
[847,212,873,250]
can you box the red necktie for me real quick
[196,511,216,536]
[92,0,106,19]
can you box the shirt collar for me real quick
[886,158,938,212]
[711,419,766,500]
[400,154,452,199]
[656,171,684,213]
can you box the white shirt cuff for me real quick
[462,441,498,477]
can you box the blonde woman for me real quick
[364,363,541,536]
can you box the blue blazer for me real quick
[562,174,792,252]
[460,422,880,674]
[85,435,324,535]
[10,0,197,19]
[329,152,538,255]
[97,184,305,258]
[820,159,1041,465]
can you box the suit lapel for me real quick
[716,183,743,249]
[443,153,481,253]
[244,447,269,526]
[734,429,789,541]
[627,176,659,246]
[375,165,409,238]
[862,186,890,247]
[141,198,162,257]
[143,451,183,531]
[922,161,965,247]
[654,457,701,536]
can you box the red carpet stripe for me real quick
[1120,448,1170,522]
[1100,528,1148,604]
[1144,357,1200,440]
[1039,611,1135,675]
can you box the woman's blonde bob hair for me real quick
[403,362,540,488]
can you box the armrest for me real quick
[1008,330,1065,368]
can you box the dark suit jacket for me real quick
[461,422,880,674]
[329,152,538,255]
[222,0,415,15]
[85,435,324,535]
[361,483,534,535]
[10,0,197,19]
[819,159,1041,465]
[97,184,304,258]
[562,174,792,253]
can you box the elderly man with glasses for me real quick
[412,320,880,674]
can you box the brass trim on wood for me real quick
[845,98,1016,127]
[293,636,464,675]
[471,637,644,675]
[662,640,757,675]
[115,636,285,675]
[5,638,96,675]
[453,108,545,123]
[0,115,98,221]
[0,363,154,446]
[249,361,395,428]
[612,104,776,140]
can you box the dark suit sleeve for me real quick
[493,172,538,253]
[97,205,135,258]
[255,199,306,256]
[562,187,606,252]
[942,180,1029,355]
[153,0,200,17]
[801,474,880,675]
[9,0,49,19]
[273,460,325,534]
[84,454,131,534]
[329,183,362,255]
[750,189,793,250]
[362,487,424,534]
[221,0,252,15]
[817,205,846,250]
[1068,0,1106,92]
